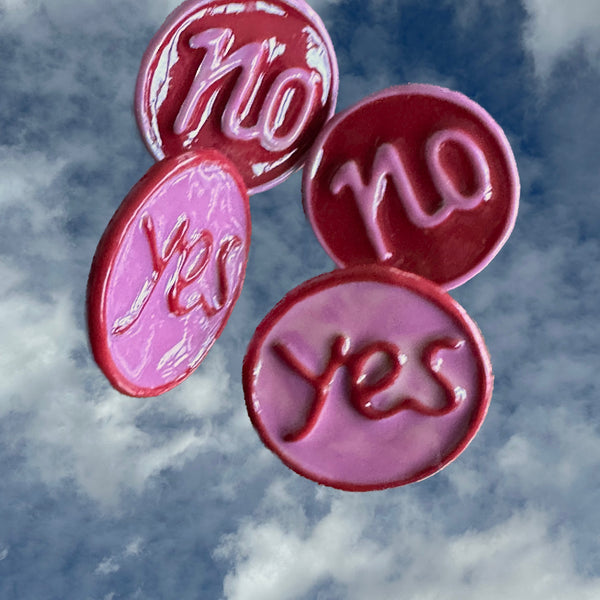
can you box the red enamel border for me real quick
[134,0,339,195]
[243,265,494,491]
[87,149,251,397]
[302,84,520,290]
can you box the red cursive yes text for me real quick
[112,213,242,335]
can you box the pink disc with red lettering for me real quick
[87,150,250,397]
[303,84,520,289]
[135,0,338,195]
[243,266,493,490]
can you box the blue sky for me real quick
[0,0,599,598]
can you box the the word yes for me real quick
[112,213,241,335]
[273,333,465,442]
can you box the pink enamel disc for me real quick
[135,0,338,194]
[243,266,493,490]
[88,150,250,397]
[303,84,520,289]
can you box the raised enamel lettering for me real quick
[136,0,339,192]
[112,213,242,335]
[243,266,494,488]
[174,28,318,152]
[272,334,465,442]
[330,129,492,260]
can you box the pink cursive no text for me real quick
[330,129,492,260]
[174,28,319,152]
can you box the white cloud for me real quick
[523,0,600,77]
[0,0,104,28]
[217,484,600,600]
[216,191,600,597]
[95,556,120,575]
[142,0,191,22]
[124,537,144,557]
[94,538,144,579]
[0,148,67,262]
[0,0,274,515]
[0,249,239,507]
[0,19,246,505]
[0,0,36,24]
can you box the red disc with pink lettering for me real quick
[87,150,250,397]
[303,84,519,289]
[243,265,493,490]
[135,0,338,195]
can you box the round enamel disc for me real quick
[303,84,519,289]
[136,0,338,194]
[88,150,250,397]
[243,266,493,490]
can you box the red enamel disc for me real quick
[135,0,338,194]
[302,84,519,289]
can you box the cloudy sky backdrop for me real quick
[0,0,599,598]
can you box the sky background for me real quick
[0,0,599,598]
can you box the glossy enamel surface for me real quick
[303,84,519,289]
[243,266,493,490]
[88,150,250,397]
[136,0,338,194]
